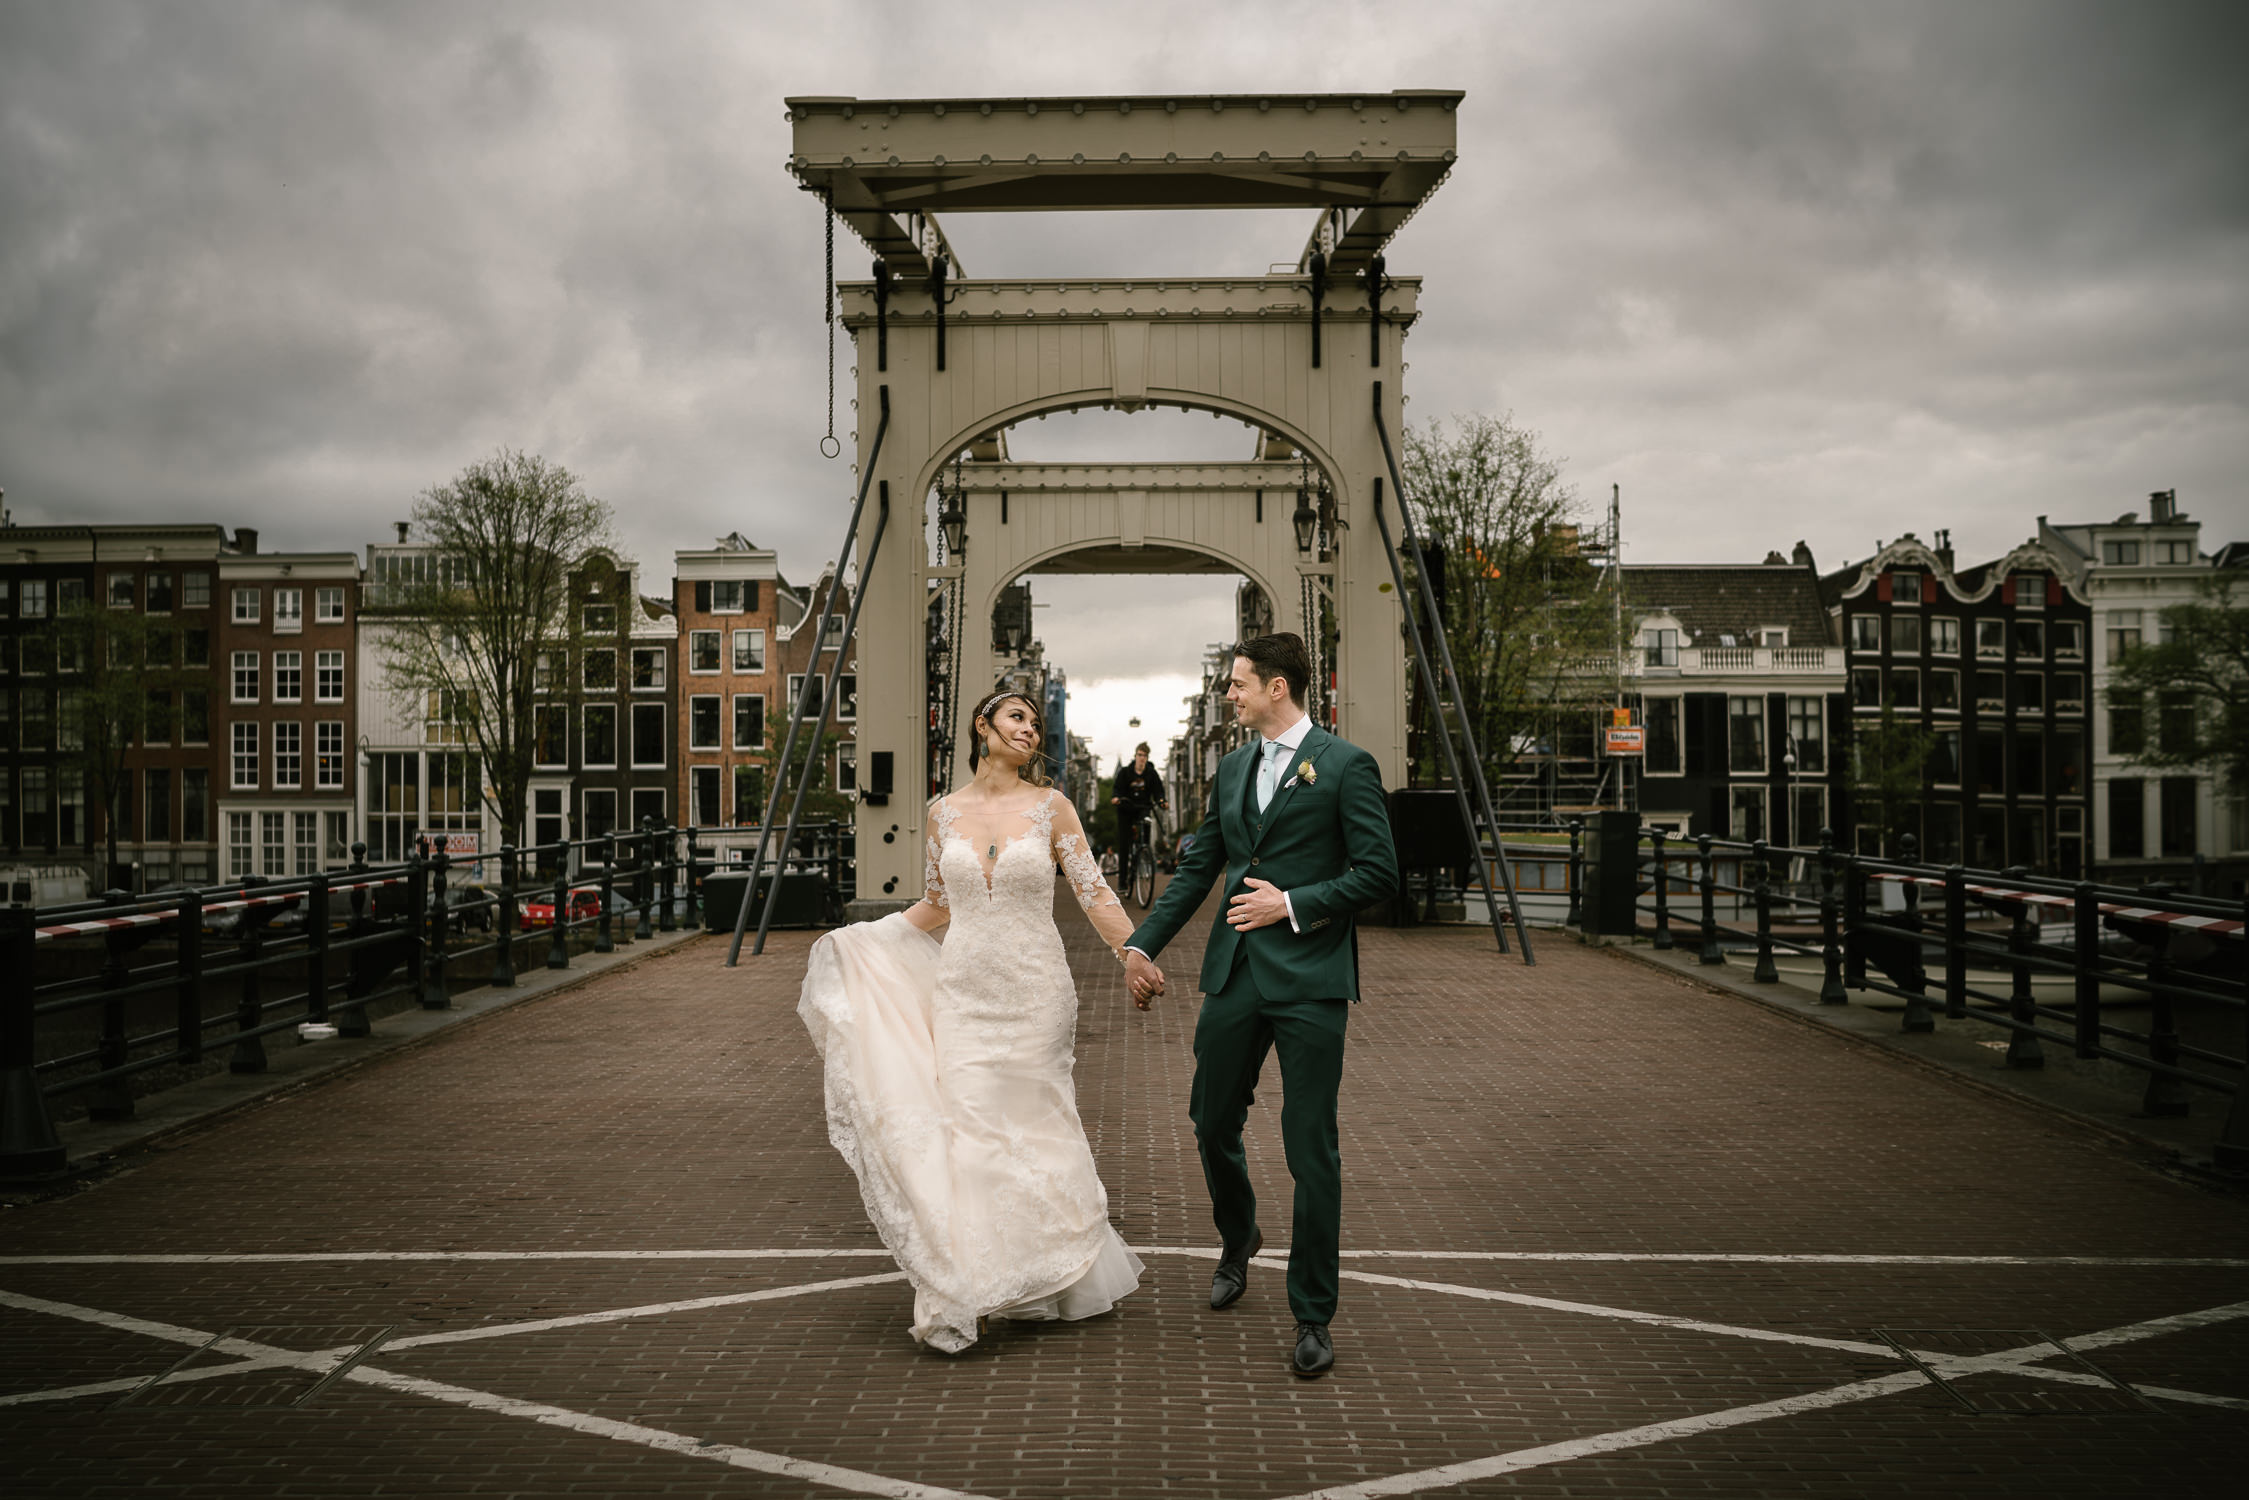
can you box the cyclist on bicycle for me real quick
[1111,742,1167,887]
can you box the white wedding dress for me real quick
[798,788,1145,1352]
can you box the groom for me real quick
[1124,632,1398,1378]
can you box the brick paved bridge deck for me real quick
[4,885,2245,1499]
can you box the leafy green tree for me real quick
[2107,572,2248,790]
[377,450,613,846]
[1398,412,1616,790]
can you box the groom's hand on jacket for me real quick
[1226,877,1290,932]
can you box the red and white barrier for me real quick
[33,875,407,945]
[1868,872,2243,941]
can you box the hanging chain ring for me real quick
[821,189,840,460]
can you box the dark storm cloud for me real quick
[0,0,2241,598]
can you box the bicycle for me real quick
[1125,807,1161,909]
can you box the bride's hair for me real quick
[971,690,1052,788]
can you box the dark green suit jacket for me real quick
[1126,724,1399,1000]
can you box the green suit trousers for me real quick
[1190,947,1348,1326]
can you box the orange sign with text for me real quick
[1604,727,1645,755]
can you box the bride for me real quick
[797,689,1148,1353]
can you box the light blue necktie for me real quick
[1256,739,1285,813]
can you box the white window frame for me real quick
[582,646,617,693]
[732,628,766,673]
[630,646,667,692]
[273,720,302,789]
[688,629,721,674]
[20,579,47,618]
[582,705,618,769]
[107,572,136,609]
[314,586,346,623]
[533,703,569,769]
[711,579,746,614]
[231,722,260,790]
[732,693,765,750]
[182,573,211,610]
[273,649,302,703]
[1891,570,1923,603]
[688,694,722,751]
[231,650,261,703]
[228,810,255,877]
[232,586,261,624]
[1849,615,1881,652]
[316,720,345,788]
[1975,618,2007,659]
[315,649,344,702]
[274,587,303,633]
[630,701,667,768]
[262,810,287,877]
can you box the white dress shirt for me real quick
[1127,711,1313,962]
[1259,712,1313,932]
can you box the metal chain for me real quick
[820,191,840,459]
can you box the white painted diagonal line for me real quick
[342,1363,995,1500]
[1280,1371,1937,1499]
[1332,1266,1895,1358]
[6,1247,2244,1267]
[1,1286,988,1498]
[0,1249,897,1266]
[381,1272,909,1350]
[1271,1296,2249,1499]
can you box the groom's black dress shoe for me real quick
[1291,1321,1334,1379]
[1209,1228,1263,1310]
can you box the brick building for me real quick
[1822,532,2094,872]
[671,533,789,851]
[214,536,361,879]
[1,521,235,893]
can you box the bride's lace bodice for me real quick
[923,789,1135,962]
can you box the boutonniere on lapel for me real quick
[1286,759,1316,789]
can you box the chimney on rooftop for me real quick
[234,527,258,554]
[1790,540,1814,569]
[1933,528,1953,567]
[394,522,410,543]
[2149,489,2177,523]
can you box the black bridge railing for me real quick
[0,818,849,1185]
[1553,819,2246,1172]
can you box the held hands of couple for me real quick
[1226,877,1290,932]
[1125,950,1166,1010]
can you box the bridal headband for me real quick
[974,690,1032,724]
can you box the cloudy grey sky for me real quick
[4,1,2243,761]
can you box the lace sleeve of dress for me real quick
[1050,795,1132,963]
[924,798,956,909]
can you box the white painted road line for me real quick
[5,1247,2244,1267]
[344,1363,997,1500]
[1268,1296,2249,1500]
[0,1287,992,1500]
[381,1272,909,1350]
[1278,1371,1939,1499]
[1331,1266,1896,1358]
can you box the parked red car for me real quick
[521,888,601,928]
